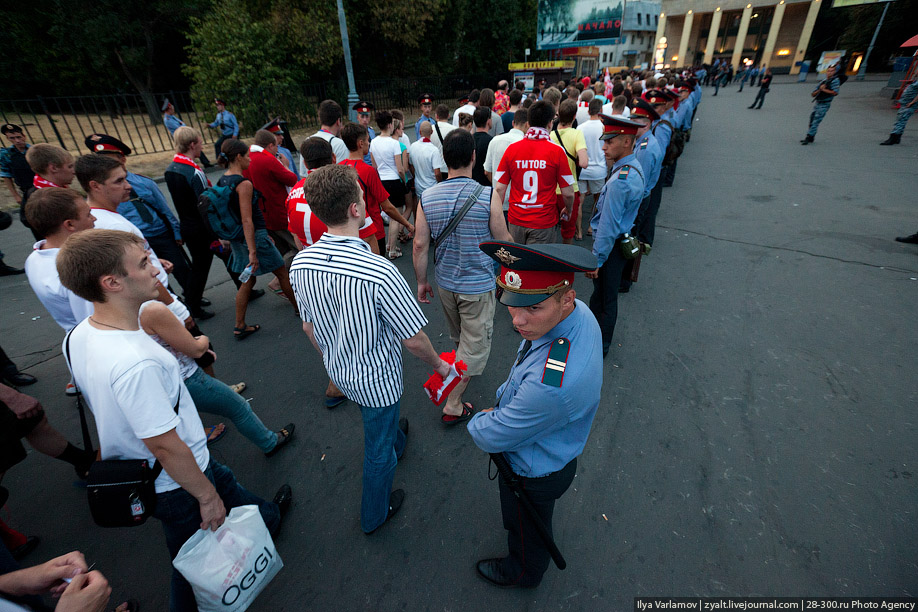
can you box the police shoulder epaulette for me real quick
[618,167,630,180]
[639,141,648,150]
[541,337,571,387]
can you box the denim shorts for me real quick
[228,229,285,275]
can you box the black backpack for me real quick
[654,119,685,166]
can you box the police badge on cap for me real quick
[480,241,596,307]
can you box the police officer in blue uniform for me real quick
[84,134,211,319]
[208,98,239,159]
[621,99,663,292]
[468,240,602,588]
[162,99,212,167]
[0,124,33,206]
[587,115,645,357]
[415,93,436,141]
[352,101,376,165]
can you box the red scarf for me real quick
[33,176,63,189]
[526,127,550,141]
[173,153,211,187]
[421,137,431,143]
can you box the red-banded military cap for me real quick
[1,123,23,135]
[457,95,469,104]
[630,98,660,122]
[260,118,284,134]
[214,98,226,106]
[642,89,667,106]
[598,114,641,140]
[418,93,433,105]
[352,101,375,114]
[85,133,131,156]
[480,241,597,307]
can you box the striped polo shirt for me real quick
[419,177,496,295]
[289,233,428,407]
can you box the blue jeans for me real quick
[359,399,405,533]
[153,460,280,612]
[184,368,278,453]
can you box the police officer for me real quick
[802,64,840,145]
[352,101,376,165]
[162,99,212,167]
[84,134,210,319]
[586,115,645,357]
[621,99,663,293]
[415,93,436,141]
[0,124,33,206]
[208,98,239,159]
[468,241,602,588]
[880,79,918,146]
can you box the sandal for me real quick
[206,423,227,444]
[234,324,260,340]
[441,402,474,426]
[265,423,296,457]
[387,248,402,260]
[229,382,246,394]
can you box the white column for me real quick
[730,4,754,68]
[704,7,723,65]
[789,0,823,75]
[760,0,786,69]
[677,11,694,68]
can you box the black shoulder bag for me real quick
[553,126,582,180]
[431,183,485,262]
[64,328,179,528]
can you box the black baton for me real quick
[489,452,566,570]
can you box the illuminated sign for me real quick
[508,61,576,71]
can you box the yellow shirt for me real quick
[550,127,586,194]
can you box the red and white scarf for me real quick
[526,127,550,141]
[173,153,211,187]
[33,176,64,189]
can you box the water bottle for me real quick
[238,264,254,283]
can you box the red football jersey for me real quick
[286,177,374,247]
[494,138,574,229]
[338,158,390,240]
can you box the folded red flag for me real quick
[423,351,468,406]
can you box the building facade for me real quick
[598,0,664,69]
[654,0,823,74]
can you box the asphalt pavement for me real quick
[0,75,915,611]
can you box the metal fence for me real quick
[0,74,506,157]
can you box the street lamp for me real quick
[336,0,360,121]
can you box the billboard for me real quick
[538,0,625,50]
[831,0,892,7]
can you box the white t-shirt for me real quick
[431,121,456,151]
[89,211,189,321]
[484,128,525,210]
[578,118,608,182]
[25,241,94,330]
[575,102,592,127]
[408,140,445,195]
[452,104,476,126]
[369,136,404,181]
[299,129,349,176]
[140,301,199,380]
[602,103,630,118]
[66,320,209,493]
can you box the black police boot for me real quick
[879,134,900,146]
[800,134,814,145]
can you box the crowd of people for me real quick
[23,59,910,609]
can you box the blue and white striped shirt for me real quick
[289,233,428,407]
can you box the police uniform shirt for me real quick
[121,171,182,240]
[209,110,239,137]
[278,145,299,179]
[633,132,663,199]
[0,143,33,194]
[651,117,673,153]
[590,153,644,267]
[415,115,436,141]
[467,300,603,478]
[163,113,185,136]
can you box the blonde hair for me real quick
[25,144,72,174]
[173,126,202,154]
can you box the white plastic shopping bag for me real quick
[172,505,283,612]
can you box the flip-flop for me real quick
[234,324,260,340]
[325,395,347,409]
[206,423,227,444]
[441,402,474,425]
[230,382,246,394]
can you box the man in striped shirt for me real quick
[289,164,450,535]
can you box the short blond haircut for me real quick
[173,126,202,154]
[542,87,562,108]
[57,229,145,303]
[25,144,72,174]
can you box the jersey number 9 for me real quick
[521,170,539,204]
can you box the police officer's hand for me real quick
[585,268,599,279]
[417,282,434,304]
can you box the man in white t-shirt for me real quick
[57,229,292,612]
[483,108,528,213]
[408,122,445,197]
[578,99,609,235]
[452,90,479,126]
[299,99,349,176]
[73,153,193,325]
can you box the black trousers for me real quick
[214,135,230,160]
[589,247,627,354]
[182,222,242,309]
[622,193,654,291]
[0,344,16,375]
[641,178,665,246]
[661,158,677,187]
[498,458,576,587]
[751,88,768,109]
[145,230,195,303]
